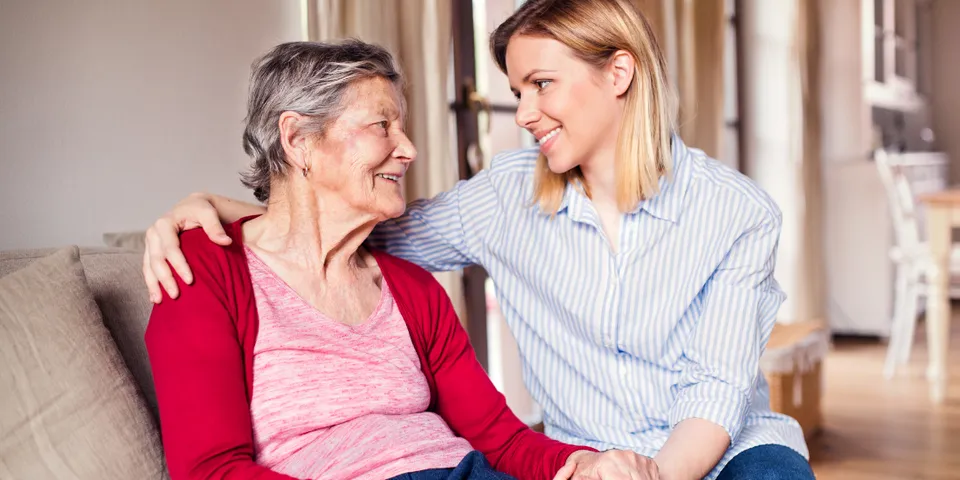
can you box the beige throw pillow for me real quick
[0,246,165,479]
[102,231,147,251]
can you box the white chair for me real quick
[875,149,960,378]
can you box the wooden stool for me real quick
[759,321,830,439]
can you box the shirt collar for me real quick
[556,180,579,215]
[629,134,692,223]
[553,134,692,224]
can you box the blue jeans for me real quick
[387,451,516,480]
[716,444,815,480]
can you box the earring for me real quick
[302,161,310,178]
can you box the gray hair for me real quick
[240,40,404,202]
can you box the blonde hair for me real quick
[490,0,677,213]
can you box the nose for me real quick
[393,131,417,164]
[515,93,541,129]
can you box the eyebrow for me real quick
[511,69,558,94]
[377,105,400,118]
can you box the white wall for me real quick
[818,0,895,336]
[0,0,302,249]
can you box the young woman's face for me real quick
[506,35,624,174]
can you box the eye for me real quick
[512,90,521,102]
[533,79,552,90]
[376,120,389,130]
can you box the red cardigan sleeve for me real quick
[144,233,297,480]
[415,270,596,479]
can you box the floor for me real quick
[807,316,960,479]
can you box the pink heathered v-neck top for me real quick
[244,248,473,480]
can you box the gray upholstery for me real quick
[0,246,165,478]
[0,247,158,416]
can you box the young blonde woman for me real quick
[142,1,814,479]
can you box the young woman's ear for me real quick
[609,50,637,97]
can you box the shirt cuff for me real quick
[668,381,751,442]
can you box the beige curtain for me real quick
[634,0,726,161]
[673,0,726,160]
[304,0,464,317]
[634,0,666,47]
[794,0,826,325]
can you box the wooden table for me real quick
[917,189,959,403]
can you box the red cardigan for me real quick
[145,217,593,480]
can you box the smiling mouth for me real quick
[537,127,562,144]
[376,173,401,183]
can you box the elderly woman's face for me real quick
[309,76,416,220]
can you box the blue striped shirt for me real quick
[368,137,808,478]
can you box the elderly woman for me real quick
[145,40,652,480]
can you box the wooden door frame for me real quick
[450,0,490,370]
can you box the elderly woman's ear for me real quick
[279,111,312,173]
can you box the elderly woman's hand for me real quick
[553,450,659,480]
[142,192,234,303]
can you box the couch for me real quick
[0,243,168,478]
[0,239,821,479]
